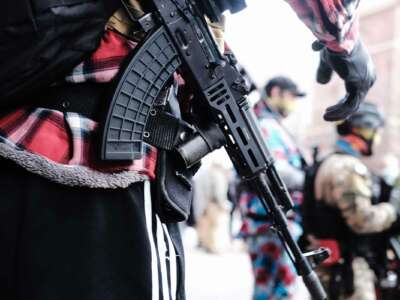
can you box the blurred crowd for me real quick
[185,76,400,300]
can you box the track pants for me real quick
[0,157,184,300]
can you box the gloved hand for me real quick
[313,40,376,121]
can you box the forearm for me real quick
[285,0,361,53]
[341,198,397,234]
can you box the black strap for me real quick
[36,82,109,121]
[37,82,193,151]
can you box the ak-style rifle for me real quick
[100,1,328,298]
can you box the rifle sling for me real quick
[35,82,109,121]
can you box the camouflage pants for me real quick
[245,231,297,300]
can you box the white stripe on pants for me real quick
[144,181,178,300]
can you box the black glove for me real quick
[314,40,376,121]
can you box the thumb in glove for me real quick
[313,40,376,122]
[313,41,333,84]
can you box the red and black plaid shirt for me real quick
[287,0,360,53]
[0,30,157,180]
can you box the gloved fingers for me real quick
[313,41,334,84]
[314,39,376,121]
[323,92,363,121]
[311,40,325,52]
[316,58,333,84]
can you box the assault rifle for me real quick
[100,0,328,298]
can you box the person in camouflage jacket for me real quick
[308,102,400,300]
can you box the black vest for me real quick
[0,0,120,107]
[302,157,353,241]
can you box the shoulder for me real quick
[315,154,371,202]
[319,154,369,178]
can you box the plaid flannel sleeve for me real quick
[285,0,361,53]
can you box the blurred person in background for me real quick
[193,161,231,253]
[370,154,400,299]
[238,76,307,300]
[302,102,400,300]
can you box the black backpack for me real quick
[0,0,120,107]
[301,154,351,240]
[301,157,323,237]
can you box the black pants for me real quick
[0,157,184,300]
